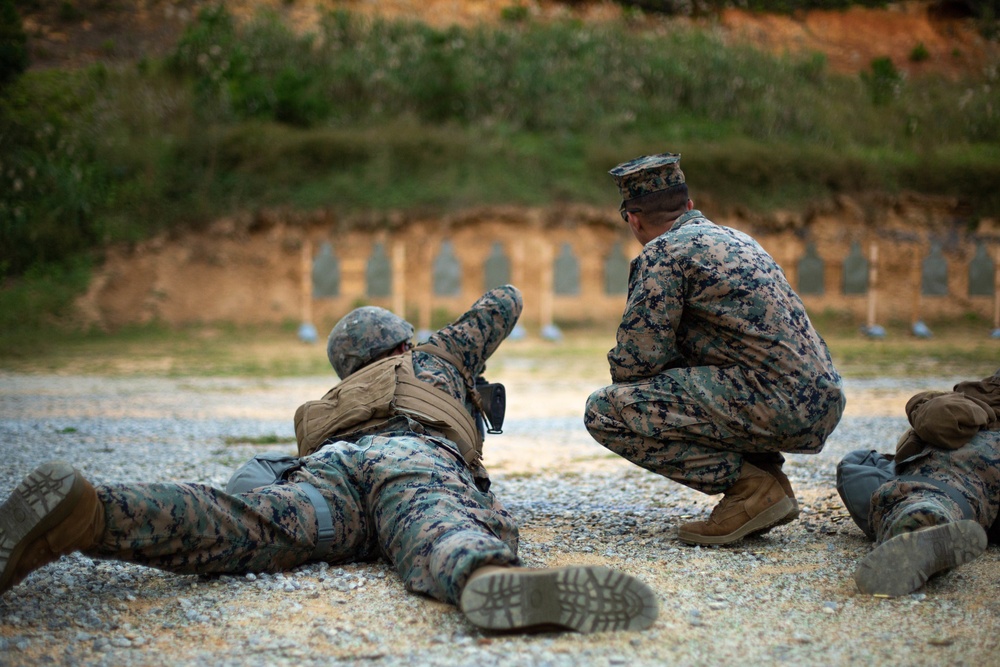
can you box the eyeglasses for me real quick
[619,201,641,222]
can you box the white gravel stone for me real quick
[0,372,997,666]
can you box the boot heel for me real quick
[0,462,85,594]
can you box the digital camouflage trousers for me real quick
[584,366,844,495]
[86,434,520,605]
[870,430,1000,545]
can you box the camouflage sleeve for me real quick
[607,251,685,383]
[416,285,523,394]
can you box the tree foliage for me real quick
[0,0,28,90]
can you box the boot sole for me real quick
[752,499,800,535]
[776,499,800,525]
[460,565,659,633]
[0,461,84,595]
[677,496,796,546]
[854,520,987,597]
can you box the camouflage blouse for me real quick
[609,210,840,392]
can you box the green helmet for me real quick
[326,306,414,379]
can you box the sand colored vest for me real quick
[294,347,483,466]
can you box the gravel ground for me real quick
[1,371,998,666]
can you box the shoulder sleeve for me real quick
[422,285,523,379]
[607,248,685,383]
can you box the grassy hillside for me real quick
[1,2,999,335]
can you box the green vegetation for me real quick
[618,1,889,13]
[0,257,92,333]
[0,319,335,376]
[860,56,902,105]
[0,0,27,88]
[620,0,1000,21]
[807,311,1000,379]
[909,41,930,63]
[1,5,999,337]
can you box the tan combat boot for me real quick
[854,520,987,597]
[0,461,105,595]
[753,460,800,526]
[677,462,795,546]
[460,565,659,633]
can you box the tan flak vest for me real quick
[293,344,484,467]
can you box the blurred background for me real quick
[1,0,999,363]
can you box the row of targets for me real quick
[311,240,633,299]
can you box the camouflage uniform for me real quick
[869,375,1000,545]
[85,285,524,605]
[851,374,1000,596]
[585,210,845,494]
[869,431,1000,544]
